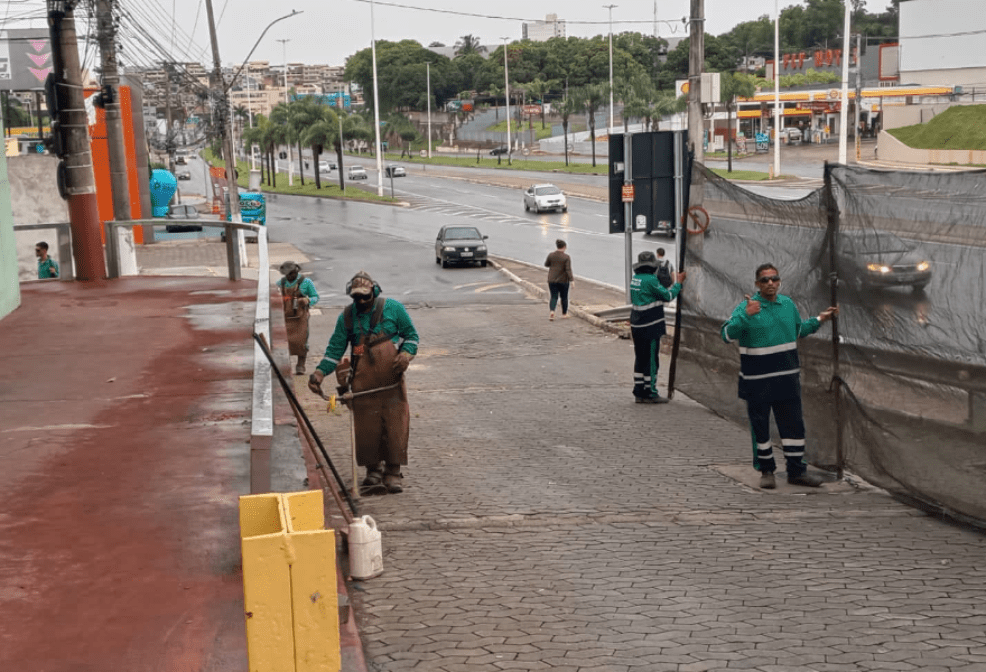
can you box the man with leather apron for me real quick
[277,261,320,375]
[308,271,419,493]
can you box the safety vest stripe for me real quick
[739,367,801,381]
[738,342,798,356]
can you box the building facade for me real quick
[522,14,566,42]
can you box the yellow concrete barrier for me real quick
[239,490,340,672]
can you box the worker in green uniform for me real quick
[308,271,419,494]
[630,250,685,403]
[720,263,838,489]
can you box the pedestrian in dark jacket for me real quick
[544,239,573,321]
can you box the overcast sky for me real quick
[4,0,861,70]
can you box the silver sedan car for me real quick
[523,184,568,213]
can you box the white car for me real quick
[523,184,567,213]
[318,160,336,173]
[348,165,367,180]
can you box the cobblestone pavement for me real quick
[295,277,986,672]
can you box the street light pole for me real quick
[838,0,851,165]
[426,62,432,159]
[370,0,384,196]
[773,0,781,178]
[502,37,511,163]
[604,4,617,136]
[278,38,293,186]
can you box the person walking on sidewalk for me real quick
[544,239,573,321]
[277,261,320,375]
[630,251,685,403]
[307,271,420,494]
[720,263,838,489]
[35,241,59,279]
[655,247,674,289]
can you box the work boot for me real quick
[383,473,403,493]
[759,471,776,490]
[635,395,669,404]
[295,357,306,375]
[788,472,824,487]
[362,469,383,487]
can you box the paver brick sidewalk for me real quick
[296,272,986,672]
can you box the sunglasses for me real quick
[757,275,781,284]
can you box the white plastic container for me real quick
[348,515,383,579]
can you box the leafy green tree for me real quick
[574,83,607,168]
[650,91,687,132]
[720,73,757,172]
[345,40,460,113]
[524,78,556,129]
[454,52,486,93]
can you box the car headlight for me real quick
[477,245,487,251]
[443,246,455,252]
[916,261,930,271]
[866,263,891,274]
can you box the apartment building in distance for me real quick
[522,14,566,42]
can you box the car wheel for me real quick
[912,282,928,292]
[524,202,529,212]
[534,204,540,214]
[562,206,568,213]
[441,257,449,268]
[436,256,441,265]
[481,260,488,268]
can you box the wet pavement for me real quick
[3,229,985,671]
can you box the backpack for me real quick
[656,260,673,288]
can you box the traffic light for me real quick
[42,72,69,159]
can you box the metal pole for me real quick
[687,0,705,164]
[605,4,617,136]
[502,38,511,163]
[426,62,432,159]
[773,0,781,177]
[370,0,384,196]
[623,132,633,303]
[824,162,844,479]
[278,39,293,186]
[205,0,242,280]
[95,0,130,279]
[855,33,863,163]
[838,1,851,165]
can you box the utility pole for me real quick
[205,0,243,279]
[95,0,130,278]
[837,0,851,165]
[47,0,106,281]
[687,0,705,164]
[277,39,293,186]
[855,33,863,163]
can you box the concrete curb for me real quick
[490,256,631,339]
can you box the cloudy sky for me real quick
[3,0,864,70]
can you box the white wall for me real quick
[900,0,986,73]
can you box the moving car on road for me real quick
[318,160,336,173]
[348,165,367,180]
[823,229,932,292]
[385,165,406,177]
[523,184,568,213]
[177,169,191,180]
[435,225,489,268]
[489,146,508,156]
[165,204,202,233]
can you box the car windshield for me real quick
[845,231,911,255]
[444,227,482,241]
[351,166,364,170]
[535,186,562,196]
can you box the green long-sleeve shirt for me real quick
[277,276,319,306]
[316,298,419,375]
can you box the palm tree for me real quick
[455,34,481,56]
[288,96,328,186]
[301,107,338,190]
[269,103,292,186]
[650,91,687,132]
[579,83,608,168]
[524,78,555,129]
[721,73,756,172]
[556,92,582,167]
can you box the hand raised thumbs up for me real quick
[744,294,761,316]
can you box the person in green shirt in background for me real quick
[630,250,685,404]
[36,242,59,279]
[276,261,320,374]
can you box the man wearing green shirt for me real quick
[721,263,838,489]
[630,250,685,403]
[276,261,320,374]
[308,271,419,494]
[36,241,59,279]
